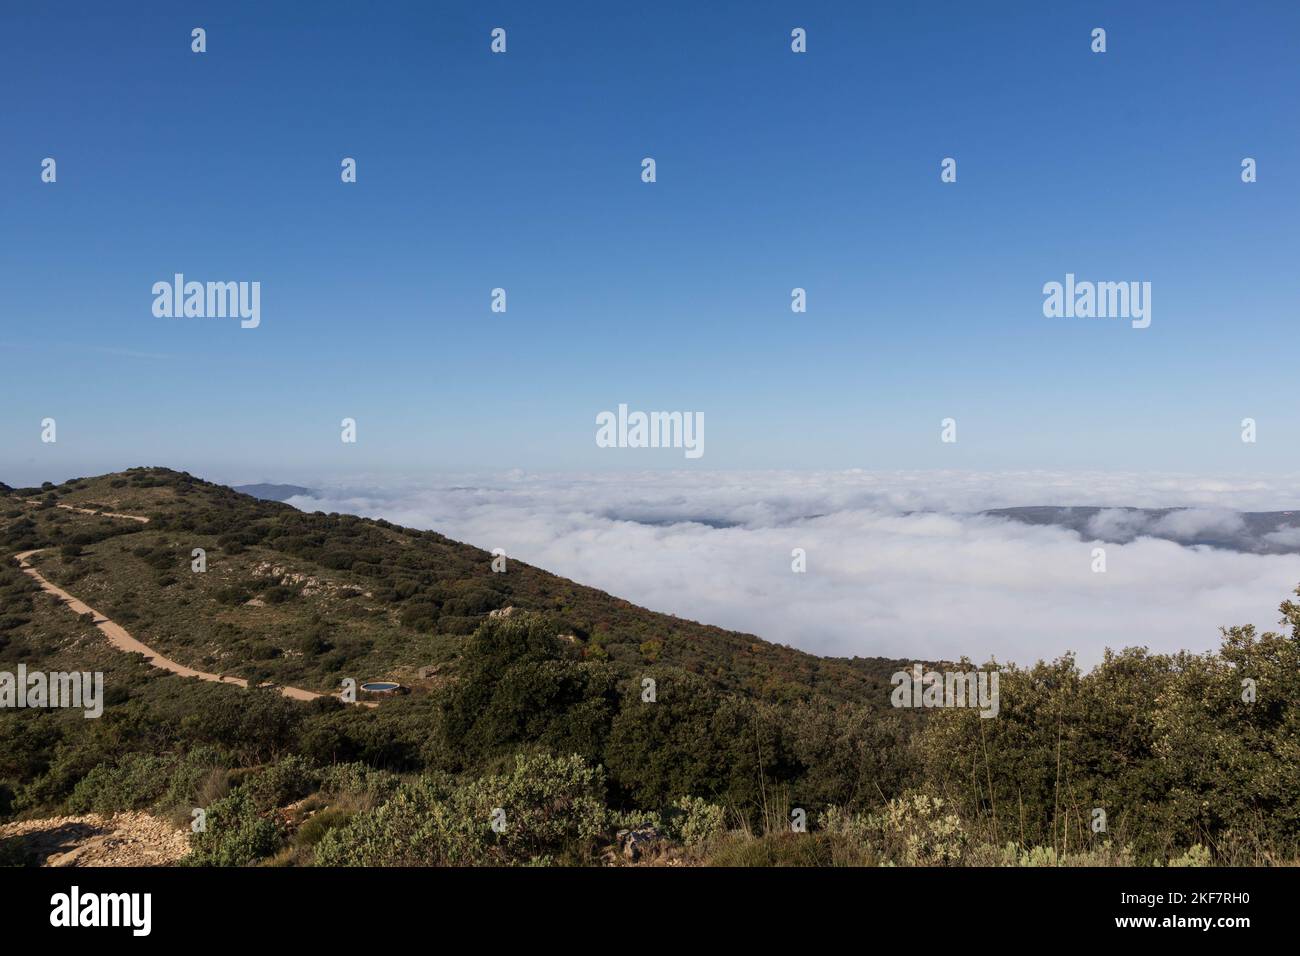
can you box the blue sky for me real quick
[3,0,1298,487]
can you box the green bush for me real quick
[159,747,229,811]
[214,586,250,606]
[873,792,966,866]
[293,806,355,848]
[185,787,282,866]
[318,762,399,803]
[67,754,173,814]
[67,747,229,816]
[316,752,607,867]
[1168,844,1212,867]
[671,796,726,847]
[243,755,319,812]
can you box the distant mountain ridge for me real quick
[984,506,1300,555]
[232,483,316,502]
[597,502,1300,556]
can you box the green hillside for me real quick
[3,466,1298,867]
[2,466,907,701]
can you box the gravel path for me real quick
[12,500,375,706]
[0,812,190,867]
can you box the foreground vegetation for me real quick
[2,468,1297,866]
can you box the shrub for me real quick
[295,627,332,655]
[67,754,172,814]
[262,585,296,605]
[318,762,399,804]
[316,752,608,867]
[243,755,320,812]
[671,796,726,847]
[820,804,873,845]
[1169,844,1212,867]
[1018,845,1059,867]
[159,747,229,812]
[185,787,282,866]
[873,792,966,866]
[214,586,251,606]
[67,747,229,816]
[314,775,453,866]
[293,806,355,848]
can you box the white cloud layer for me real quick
[283,470,1300,668]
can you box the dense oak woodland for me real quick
[2,468,1296,866]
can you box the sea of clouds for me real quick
[280,470,1300,669]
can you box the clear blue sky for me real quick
[3,0,1298,486]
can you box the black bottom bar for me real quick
[1,865,1283,942]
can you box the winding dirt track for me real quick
[23,499,150,523]
[12,502,375,707]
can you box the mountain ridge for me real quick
[984,505,1300,554]
[2,466,907,704]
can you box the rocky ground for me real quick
[0,812,190,867]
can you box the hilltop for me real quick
[1,467,906,703]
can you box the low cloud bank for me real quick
[284,470,1300,668]
[1087,507,1249,543]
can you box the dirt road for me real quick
[15,547,375,707]
[22,498,151,523]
